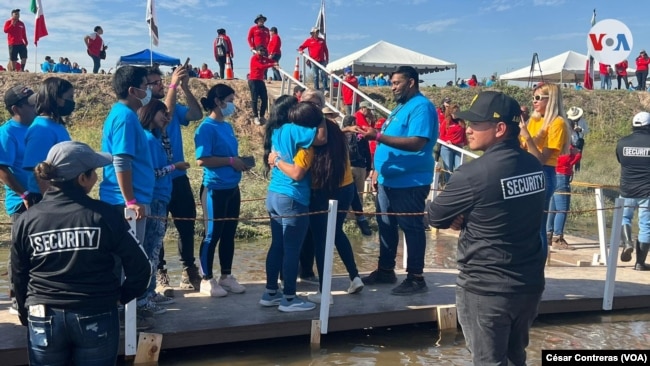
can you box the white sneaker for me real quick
[218,275,246,294]
[200,278,228,297]
[307,292,333,305]
[348,276,364,294]
[254,117,261,126]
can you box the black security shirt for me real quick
[427,139,546,295]
[11,189,151,322]
[616,129,650,198]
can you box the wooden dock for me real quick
[1,232,648,365]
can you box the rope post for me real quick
[595,188,608,264]
[124,208,138,357]
[317,199,338,337]
[603,198,624,310]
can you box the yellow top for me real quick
[522,116,568,167]
[295,148,354,188]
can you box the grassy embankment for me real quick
[1,73,648,243]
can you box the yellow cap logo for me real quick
[493,112,501,119]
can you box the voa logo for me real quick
[588,19,633,65]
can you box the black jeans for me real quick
[456,287,542,366]
[90,55,101,74]
[217,55,226,79]
[248,80,268,118]
[199,186,240,279]
[159,175,197,270]
[637,70,648,90]
[617,75,629,90]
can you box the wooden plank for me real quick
[436,305,457,330]
[134,332,163,364]
[310,320,321,345]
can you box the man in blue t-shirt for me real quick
[357,65,438,295]
[0,85,37,218]
[0,84,37,315]
[145,65,203,293]
[99,65,154,246]
[40,56,53,73]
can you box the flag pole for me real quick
[150,36,153,66]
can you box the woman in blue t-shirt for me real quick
[23,77,74,200]
[260,99,326,312]
[137,100,189,314]
[195,84,249,298]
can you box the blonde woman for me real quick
[519,83,572,254]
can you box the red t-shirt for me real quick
[354,110,372,130]
[468,78,477,87]
[3,19,27,46]
[298,37,329,62]
[636,56,650,72]
[368,117,385,158]
[249,54,275,80]
[248,25,270,49]
[439,117,466,146]
[615,60,628,76]
[555,152,582,175]
[268,34,281,55]
[341,75,358,105]
[198,69,214,79]
[599,63,610,74]
[86,33,103,57]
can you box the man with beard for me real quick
[145,66,203,293]
[356,66,438,295]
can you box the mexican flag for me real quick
[30,0,48,46]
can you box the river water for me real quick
[1,226,648,365]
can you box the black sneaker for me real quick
[180,265,202,290]
[362,269,397,285]
[391,277,428,296]
[357,219,372,236]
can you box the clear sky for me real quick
[3,0,649,85]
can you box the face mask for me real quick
[221,101,236,117]
[138,87,152,107]
[58,99,75,116]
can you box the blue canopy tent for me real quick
[116,49,181,67]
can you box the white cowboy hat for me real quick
[566,106,583,121]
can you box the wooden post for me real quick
[134,332,163,364]
[310,319,321,346]
[436,305,457,330]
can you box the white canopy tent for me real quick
[326,40,456,76]
[500,51,593,83]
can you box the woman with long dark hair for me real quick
[261,101,326,312]
[195,84,249,297]
[22,77,74,200]
[136,99,189,313]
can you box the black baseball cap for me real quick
[293,85,305,94]
[4,85,36,108]
[455,91,521,124]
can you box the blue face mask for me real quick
[221,101,236,117]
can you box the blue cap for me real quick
[344,67,352,74]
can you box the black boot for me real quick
[634,241,649,271]
[620,224,634,262]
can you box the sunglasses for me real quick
[532,95,549,102]
[147,79,163,86]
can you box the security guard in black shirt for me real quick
[11,141,150,366]
[427,91,545,366]
[616,111,650,270]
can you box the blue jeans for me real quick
[620,197,650,243]
[28,306,119,366]
[138,199,168,305]
[312,60,328,90]
[375,184,430,274]
[600,73,611,90]
[540,166,556,254]
[546,174,571,235]
[310,184,360,291]
[440,145,462,182]
[456,287,542,366]
[265,191,310,296]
